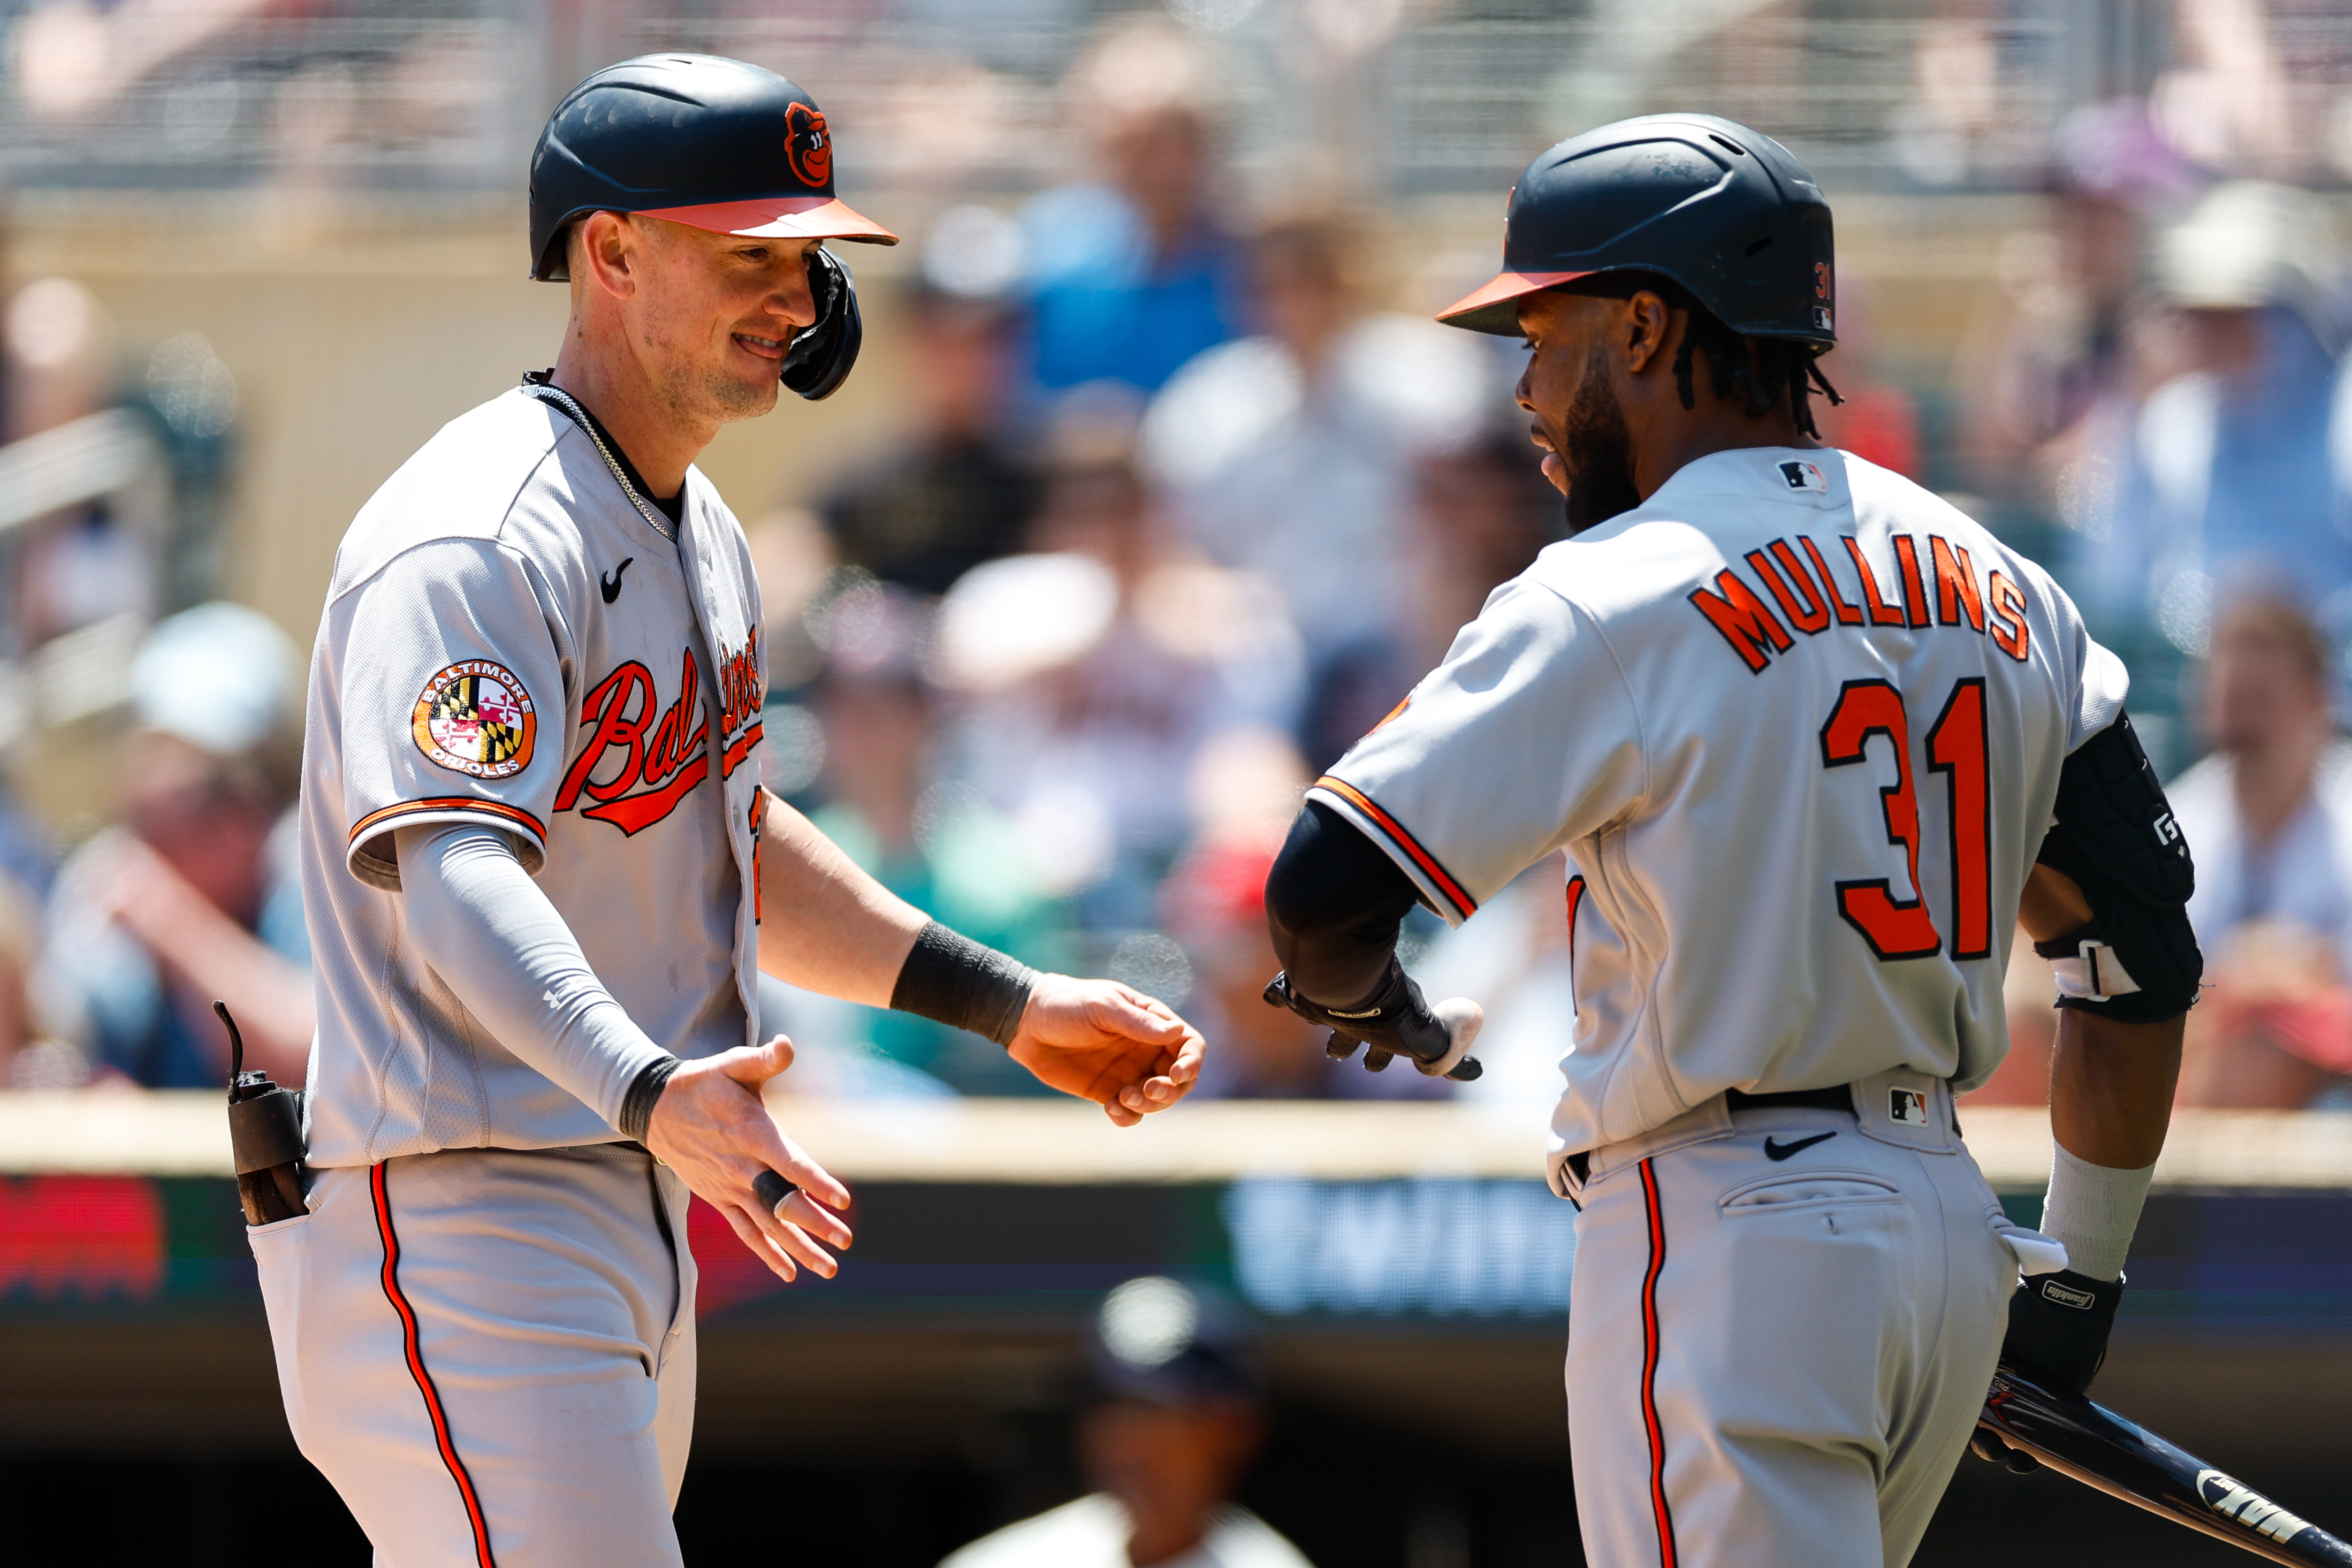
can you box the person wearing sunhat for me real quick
[941,1276,1314,1568]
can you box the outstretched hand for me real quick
[644,1036,852,1283]
[1007,975,1206,1126]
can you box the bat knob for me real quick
[1447,1055,1485,1083]
[751,1169,798,1217]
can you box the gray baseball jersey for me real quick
[298,386,768,1167]
[1312,447,2127,1179]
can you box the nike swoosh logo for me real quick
[1764,1132,1837,1162]
[600,558,634,604]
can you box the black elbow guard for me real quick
[2031,712,2203,1023]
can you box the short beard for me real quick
[652,352,779,429]
[699,363,781,423]
[1559,346,1642,536]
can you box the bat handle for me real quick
[751,1169,798,1218]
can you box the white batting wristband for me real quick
[1417,998,1485,1078]
[2047,939,2143,1003]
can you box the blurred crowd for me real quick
[11,19,2352,1117]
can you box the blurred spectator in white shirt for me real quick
[787,581,1066,1094]
[40,603,312,1087]
[940,1277,1313,1568]
[1142,212,1492,747]
[2167,595,2352,1106]
[934,391,1302,927]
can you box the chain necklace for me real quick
[520,374,678,544]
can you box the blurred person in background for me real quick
[796,580,1066,1093]
[1144,211,1490,761]
[4,277,156,649]
[1307,424,1561,769]
[2166,595,2352,1108]
[1957,100,2193,519]
[1017,19,1244,402]
[816,227,1038,596]
[0,874,80,1088]
[934,389,1303,928]
[940,1276,1312,1568]
[1807,279,1921,481]
[40,602,311,1086]
[1161,822,1445,1101]
[2062,181,2346,662]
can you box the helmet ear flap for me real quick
[781,246,863,401]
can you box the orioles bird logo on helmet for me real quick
[786,102,831,187]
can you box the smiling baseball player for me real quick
[252,55,1203,1568]
[1260,115,2199,1566]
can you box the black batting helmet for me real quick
[1438,113,1835,350]
[528,53,897,283]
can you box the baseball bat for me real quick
[1978,1360,2352,1565]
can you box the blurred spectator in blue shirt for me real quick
[39,603,312,1087]
[2066,182,2345,661]
[1017,18,1244,400]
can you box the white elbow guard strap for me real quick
[2031,712,2202,1024]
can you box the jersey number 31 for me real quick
[1820,677,1989,962]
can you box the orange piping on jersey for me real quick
[1930,536,1986,632]
[1639,1159,1679,1568]
[1748,543,1829,634]
[349,798,547,847]
[1687,569,1794,673]
[722,721,765,779]
[1313,777,1476,922]
[374,1163,500,1568]
[1891,535,1932,628]
[1986,571,2031,662]
[1840,537,1908,627]
[1798,536,1864,625]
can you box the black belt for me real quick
[1563,1083,1856,1193]
[1725,1085,1853,1113]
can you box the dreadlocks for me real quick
[1562,272,1843,438]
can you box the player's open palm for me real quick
[1007,976,1206,1125]
[645,1036,854,1284]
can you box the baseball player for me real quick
[253,55,1205,1567]
[1260,116,2200,1566]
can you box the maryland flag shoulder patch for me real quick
[412,660,536,779]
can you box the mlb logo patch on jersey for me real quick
[1778,460,1828,494]
[1888,1087,1930,1126]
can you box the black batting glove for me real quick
[2001,1269,2125,1395]
[1262,958,1482,1082]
